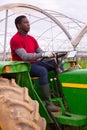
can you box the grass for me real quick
[78,60,87,69]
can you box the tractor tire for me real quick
[0,77,46,130]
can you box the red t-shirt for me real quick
[10,32,39,63]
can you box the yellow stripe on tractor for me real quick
[62,82,87,89]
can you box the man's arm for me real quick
[15,48,42,61]
[36,48,43,53]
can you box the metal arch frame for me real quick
[0,3,72,40]
[0,3,72,60]
[71,25,87,48]
[45,9,85,27]
[0,3,87,59]
[44,9,87,49]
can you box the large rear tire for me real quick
[0,78,46,130]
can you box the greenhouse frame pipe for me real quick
[3,9,8,61]
[0,3,72,41]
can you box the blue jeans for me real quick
[30,59,56,86]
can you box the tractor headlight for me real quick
[3,66,10,73]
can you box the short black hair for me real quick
[15,15,26,29]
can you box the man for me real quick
[10,15,60,112]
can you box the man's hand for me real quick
[42,51,55,58]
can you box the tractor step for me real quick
[53,112,87,127]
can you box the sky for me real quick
[1,0,87,23]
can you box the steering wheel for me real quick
[40,52,67,61]
[40,52,67,72]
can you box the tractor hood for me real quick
[59,69,87,88]
[59,69,87,115]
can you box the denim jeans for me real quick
[30,59,56,86]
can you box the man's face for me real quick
[18,17,30,33]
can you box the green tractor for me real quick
[0,52,87,130]
[0,4,87,130]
